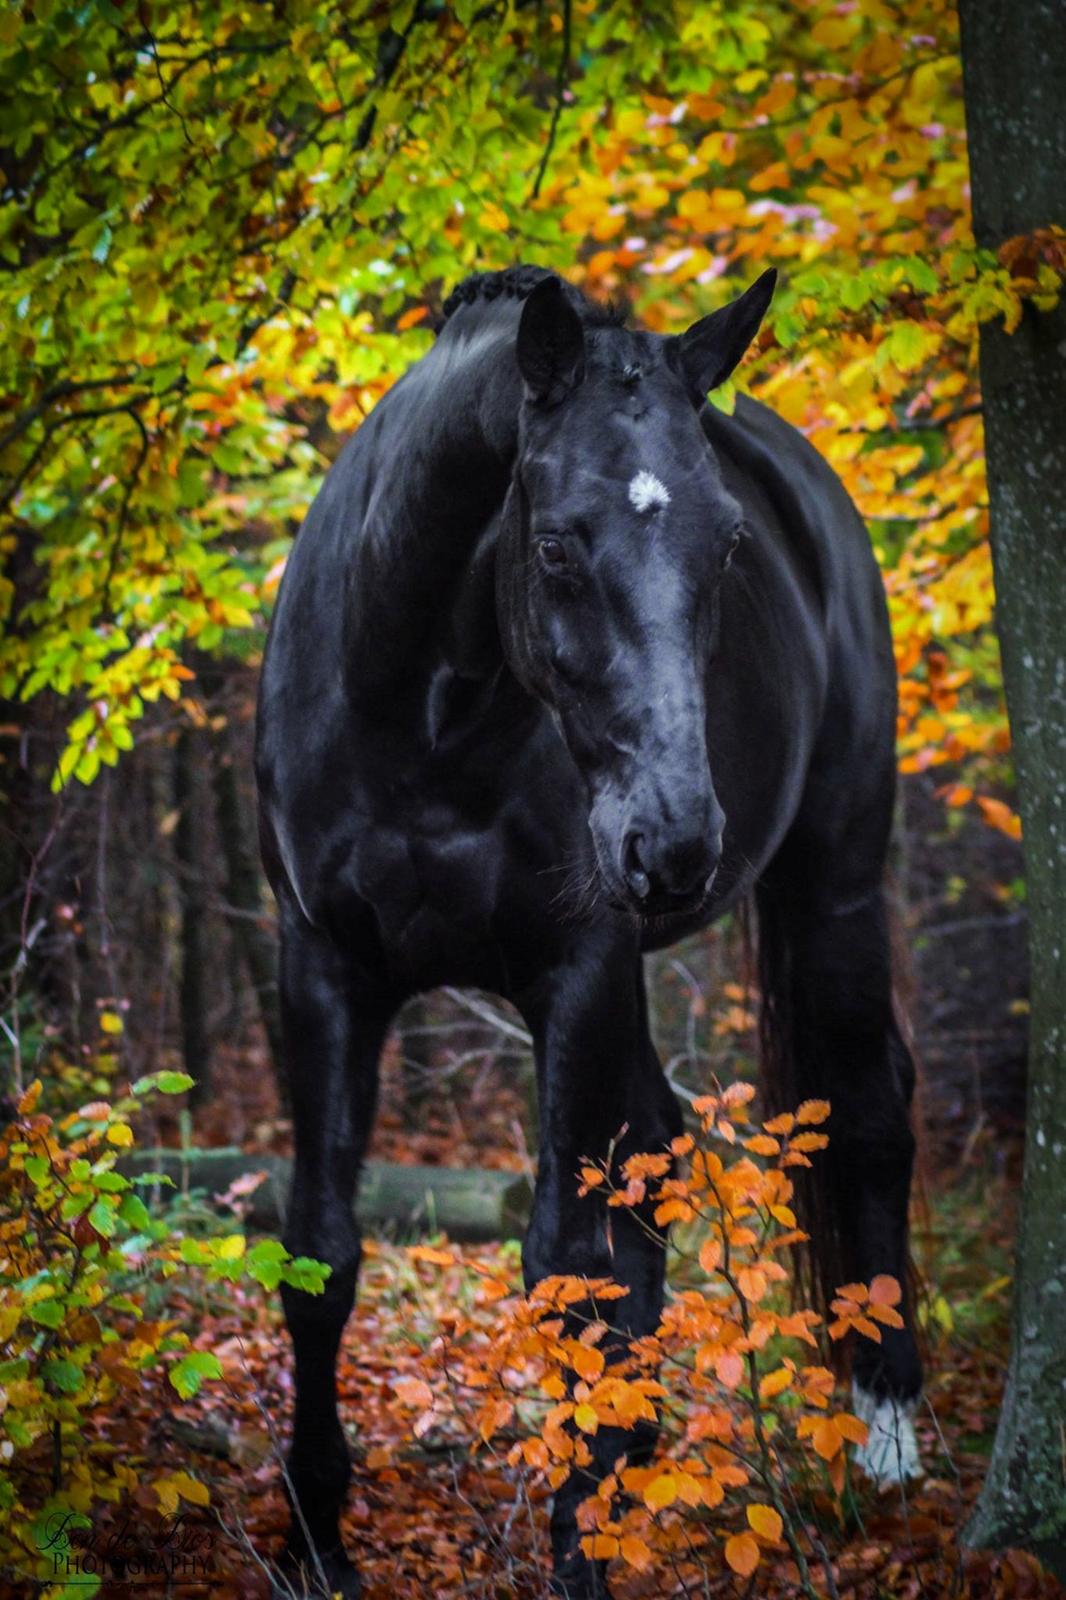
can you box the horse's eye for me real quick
[536,536,568,569]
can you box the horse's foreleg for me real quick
[760,876,923,1483]
[521,946,682,1599]
[274,916,390,1599]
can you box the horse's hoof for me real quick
[271,1542,362,1599]
[550,1568,614,1600]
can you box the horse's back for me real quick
[706,395,898,884]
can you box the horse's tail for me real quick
[754,875,925,1346]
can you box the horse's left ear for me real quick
[673,268,777,400]
[516,277,586,405]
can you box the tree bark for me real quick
[174,727,210,1106]
[212,732,287,1106]
[958,0,1066,1576]
[124,1147,532,1242]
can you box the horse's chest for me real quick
[355,804,510,989]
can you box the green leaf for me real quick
[281,1256,331,1293]
[88,1199,118,1237]
[169,1350,223,1399]
[132,1070,195,1096]
[23,1155,50,1186]
[118,1193,151,1231]
[44,1358,85,1394]
[29,1298,65,1328]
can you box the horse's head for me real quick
[497,270,775,921]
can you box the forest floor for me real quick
[87,1158,1061,1600]
[87,780,1053,1600]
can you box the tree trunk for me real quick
[958,0,1066,1577]
[174,727,210,1106]
[124,1147,532,1243]
[212,732,287,1107]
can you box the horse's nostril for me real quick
[622,831,651,900]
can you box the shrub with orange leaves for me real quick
[397,1084,904,1595]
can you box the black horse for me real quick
[255,264,921,1598]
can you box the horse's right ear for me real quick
[516,278,586,405]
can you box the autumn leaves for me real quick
[394,1084,903,1588]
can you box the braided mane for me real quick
[441,264,629,329]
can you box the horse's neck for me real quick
[344,314,522,705]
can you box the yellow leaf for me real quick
[644,1472,678,1511]
[218,1234,245,1261]
[156,1470,209,1512]
[574,1403,599,1434]
[100,1010,124,1035]
[106,1122,134,1147]
[759,1366,793,1401]
[725,1531,760,1576]
[747,1503,783,1542]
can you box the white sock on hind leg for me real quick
[851,1382,921,1485]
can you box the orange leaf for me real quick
[716,1351,745,1390]
[977,795,1022,840]
[834,1412,869,1446]
[620,1534,652,1570]
[698,1237,722,1274]
[836,1283,869,1303]
[725,1531,760,1577]
[17,1079,42,1114]
[790,1132,829,1152]
[394,1377,433,1409]
[571,1343,605,1381]
[796,1099,831,1125]
[744,1134,781,1157]
[869,1274,902,1307]
[763,1112,795,1136]
[737,1266,768,1302]
[811,1416,842,1461]
[397,305,429,330]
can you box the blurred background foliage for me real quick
[1,0,1049,1145]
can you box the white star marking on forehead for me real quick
[628,469,671,514]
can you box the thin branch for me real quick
[530,0,573,201]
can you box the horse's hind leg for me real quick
[757,847,923,1484]
[273,912,391,1599]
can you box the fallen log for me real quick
[124,1148,532,1243]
